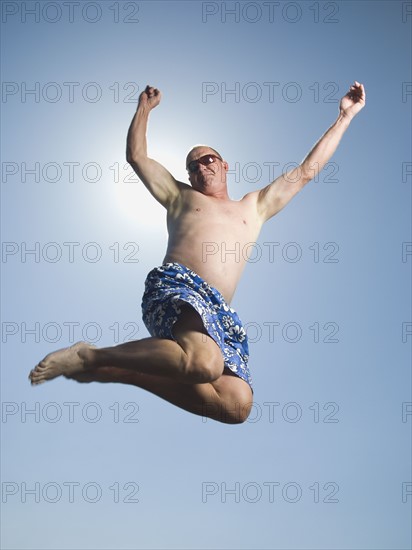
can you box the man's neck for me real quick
[200,188,230,200]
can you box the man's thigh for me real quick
[172,304,225,380]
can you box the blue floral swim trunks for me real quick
[141,262,252,389]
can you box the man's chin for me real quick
[200,174,217,184]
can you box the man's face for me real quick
[186,147,228,195]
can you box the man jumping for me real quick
[29,82,366,424]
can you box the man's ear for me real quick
[223,161,229,172]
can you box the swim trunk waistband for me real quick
[141,262,252,389]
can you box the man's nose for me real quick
[199,162,213,173]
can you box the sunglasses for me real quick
[187,154,222,174]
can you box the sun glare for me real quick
[109,123,189,229]
[114,175,164,228]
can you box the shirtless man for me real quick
[29,82,366,424]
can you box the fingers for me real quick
[145,84,160,98]
[137,84,161,110]
[350,81,365,94]
[348,81,365,101]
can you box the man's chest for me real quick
[170,191,261,231]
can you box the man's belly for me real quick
[163,242,248,304]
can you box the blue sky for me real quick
[1,1,411,549]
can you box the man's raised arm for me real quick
[126,85,186,209]
[256,81,366,222]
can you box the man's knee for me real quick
[184,347,224,383]
[202,398,252,424]
[210,377,253,423]
[223,399,252,424]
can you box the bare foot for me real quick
[29,342,96,386]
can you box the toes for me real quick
[32,374,46,384]
[29,365,45,378]
[29,367,47,384]
[29,371,42,381]
[31,378,45,386]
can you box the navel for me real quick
[196,208,201,212]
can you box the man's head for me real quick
[185,145,229,197]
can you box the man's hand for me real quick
[138,85,162,111]
[339,81,366,120]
